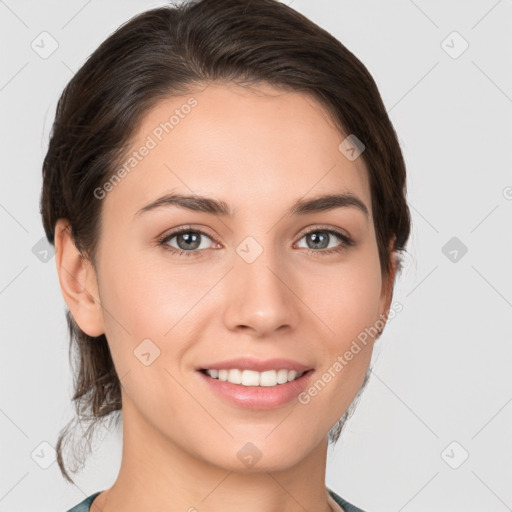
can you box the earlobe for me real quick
[54,219,105,337]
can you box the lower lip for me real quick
[197,370,315,410]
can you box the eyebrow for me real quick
[134,192,369,219]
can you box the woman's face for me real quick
[86,82,394,471]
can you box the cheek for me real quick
[303,253,383,349]
[296,264,381,424]
[99,249,194,331]
[306,250,382,410]
[97,251,219,372]
[95,254,193,411]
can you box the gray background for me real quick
[1,1,511,511]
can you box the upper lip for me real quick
[197,357,313,373]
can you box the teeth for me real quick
[204,368,304,386]
[276,369,289,384]
[228,369,242,384]
[242,370,260,386]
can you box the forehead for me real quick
[103,82,371,222]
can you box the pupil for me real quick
[178,232,200,250]
[308,232,328,249]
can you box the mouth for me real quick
[197,366,315,410]
[198,368,312,387]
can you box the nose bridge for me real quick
[223,234,299,336]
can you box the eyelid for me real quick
[157,224,218,244]
[296,223,352,242]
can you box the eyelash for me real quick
[157,225,354,259]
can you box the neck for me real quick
[93,399,335,512]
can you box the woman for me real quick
[40,0,411,510]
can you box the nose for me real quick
[222,245,300,338]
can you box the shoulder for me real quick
[328,487,368,512]
[65,491,102,512]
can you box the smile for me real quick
[201,368,305,387]
[197,368,315,409]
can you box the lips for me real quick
[195,357,315,409]
[196,357,313,373]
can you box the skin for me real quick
[55,82,397,512]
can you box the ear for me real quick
[54,219,105,337]
[378,234,398,321]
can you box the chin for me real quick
[195,433,320,473]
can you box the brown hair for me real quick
[40,0,411,483]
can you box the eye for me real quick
[295,226,353,255]
[158,226,217,258]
